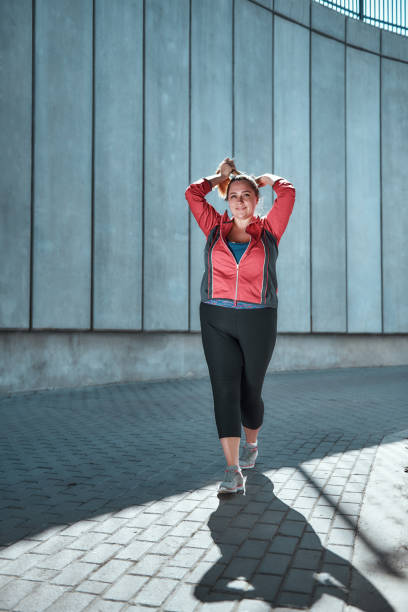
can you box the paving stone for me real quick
[325,543,354,562]
[268,535,298,555]
[15,582,67,612]
[184,560,225,585]
[168,521,200,537]
[311,591,346,611]
[162,582,199,611]
[341,491,363,503]
[0,574,12,589]
[278,520,305,537]
[294,496,316,509]
[51,561,99,586]
[130,553,167,576]
[36,548,83,570]
[258,552,291,575]
[102,574,147,601]
[250,573,282,602]
[237,539,269,559]
[133,577,178,606]
[0,579,39,609]
[282,567,315,593]
[20,566,58,581]
[309,517,332,534]
[59,521,97,537]
[292,548,322,569]
[169,546,204,568]
[43,591,95,611]
[114,540,153,561]
[127,513,158,529]
[136,524,171,542]
[146,536,185,556]
[85,600,124,611]
[187,530,214,549]
[68,531,107,551]
[202,544,237,564]
[0,552,45,576]
[76,579,109,595]
[248,522,278,540]
[90,560,133,583]
[32,536,75,556]
[0,540,40,560]
[198,598,236,610]
[157,564,188,579]
[299,531,323,551]
[222,556,259,579]
[327,529,356,546]
[105,528,139,546]
[312,505,336,519]
[82,543,121,564]
[236,599,271,610]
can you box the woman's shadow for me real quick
[194,470,395,611]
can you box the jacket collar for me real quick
[220,211,263,241]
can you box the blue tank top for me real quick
[227,240,248,263]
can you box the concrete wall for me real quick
[1,0,408,392]
[1,331,408,394]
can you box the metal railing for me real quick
[314,0,407,35]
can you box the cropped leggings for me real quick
[199,301,277,439]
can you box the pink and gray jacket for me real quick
[185,177,296,307]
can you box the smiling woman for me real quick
[185,157,296,495]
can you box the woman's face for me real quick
[227,180,259,221]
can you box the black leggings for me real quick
[199,302,277,438]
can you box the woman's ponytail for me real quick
[215,162,243,199]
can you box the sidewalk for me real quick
[0,365,407,611]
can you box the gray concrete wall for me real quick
[1,331,407,394]
[1,0,408,392]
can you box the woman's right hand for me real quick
[217,157,237,178]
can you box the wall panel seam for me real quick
[29,0,36,330]
[232,0,235,157]
[309,0,313,332]
[344,19,348,333]
[90,0,96,331]
[141,0,146,331]
[272,5,274,198]
[380,34,384,333]
[187,0,192,332]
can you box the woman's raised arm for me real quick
[185,158,236,237]
[255,173,296,245]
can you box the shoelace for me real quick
[224,467,240,481]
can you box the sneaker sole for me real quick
[218,486,244,494]
[240,463,255,469]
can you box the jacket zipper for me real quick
[234,263,239,306]
[229,237,252,306]
[220,219,253,306]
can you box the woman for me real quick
[185,157,295,494]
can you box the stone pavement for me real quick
[0,365,407,612]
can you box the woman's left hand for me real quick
[255,174,272,188]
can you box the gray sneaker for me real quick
[240,442,258,469]
[218,465,244,494]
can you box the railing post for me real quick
[359,0,364,21]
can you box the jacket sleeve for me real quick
[263,178,296,245]
[185,178,221,238]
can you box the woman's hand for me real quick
[216,157,237,179]
[255,173,283,188]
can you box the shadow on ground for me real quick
[194,470,396,610]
